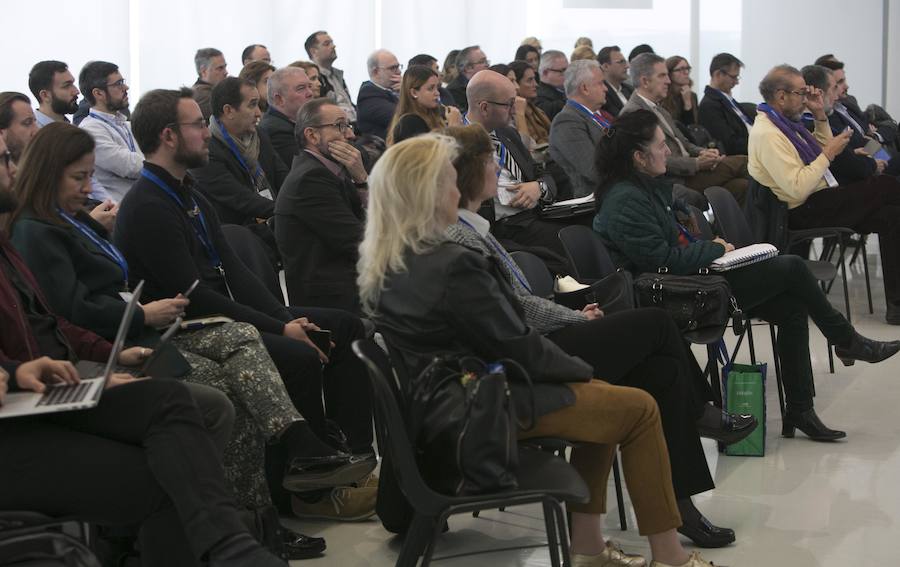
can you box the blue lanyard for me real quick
[88,112,136,152]
[140,168,224,272]
[716,90,752,125]
[214,118,264,182]
[458,217,532,292]
[566,100,611,128]
[675,218,698,243]
[58,209,129,285]
[495,142,507,179]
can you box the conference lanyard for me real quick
[57,209,129,287]
[458,217,532,292]
[716,91,752,126]
[675,217,698,244]
[215,118,264,182]
[566,100,612,129]
[88,112,136,152]
[461,115,504,178]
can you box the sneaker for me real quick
[649,551,724,567]
[291,486,377,522]
[572,540,646,566]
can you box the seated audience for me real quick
[192,47,229,119]
[748,65,900,323]
[288,60,323,97]
[446,45,490,112]
[444,123,756,548]
[597,45,633,117]
[514,43,541,71]
[239,60,276,113]
[815,56,897,147]
[660,56,698,125]
[28,60,79,127]
[549,59,614,197]
[260,66,315,166]
[114,88,377,520]
[305,30,357,123]
[360,132,725,567]
[357,49,402,140]
[595,109,900,441]
[571,45,596,62]
[242,43,272,65]
[78,60,143,202]
[509,60,551,146]
[0,91,38,165]
[385,65,462,145]
[698,52,755,156]
[275,98,365,312]
[534,50,569,120]
[407,53,454,106]
[622,53,750,205]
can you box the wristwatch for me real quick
[537,178,548,200]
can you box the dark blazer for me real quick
[356,81,398,140]
[190,127,288,226]
[534,83,567,120]
[274,151,364,312]
[820,111,876,184]
[601,80,633,117]
[375,241,591,417]
[548,103,613,197]
[192,79,213,120]
[622,92,703,177]
[491,126,558,227]
[698,85,754,156]
[446,74,469,112]
[259,108,298,168]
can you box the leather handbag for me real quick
[633,269,742,335]
[406,357,535,496]
[554,270,634,314]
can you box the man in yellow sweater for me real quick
[748,64,900,324]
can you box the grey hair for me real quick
[801,64,832,92]
[367,49,392,76]
[629,52,665,85]
[194,47,223,76]
[294,97,335,147]
[564,59,600,97]
[455,45,481,71]
[267,66,308,107]
[539,50,567,75]
[759,64,802,102]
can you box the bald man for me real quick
[357,49,401,139]
[463,70,573,273]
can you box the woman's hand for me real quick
[283,322,329,363]
[14,357,80,394]
[89,200,119,233]
[119,347,152,367]
[713,237,735,253]
[445,105,463,126]
[581,303,604,320]
[141,297,189,327]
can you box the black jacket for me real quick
[356,81,398,140]
[259,108,298,168]
[822,111,877,184]
[274,152,364,312]
[600,80,633,117]
[698,86,754,156]
[446,74,469,112]
[375,241,590,418]
[534,83,567,120]
[489,126,557,228]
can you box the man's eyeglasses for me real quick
[780,88,809,98]
[547,67,567,74]
[167,118,209,131]
[467,58,490,68]
[379,64,403,73]
[106,78,128,89]
[485,100,515,111]
[310,121,351,133]
[721,71,740,81]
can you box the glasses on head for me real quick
[106,78,127,89]
[311,121,351,133]
[167,118,209,131]
[379,64,403,73]
[485,100,515,111]
[672,66,692,73]
[1,150,12,169]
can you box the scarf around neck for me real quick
[209,116,273,196]
[757,102,821,165]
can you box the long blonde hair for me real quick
[358,134,459,314]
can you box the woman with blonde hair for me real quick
[385,65,462,145]
[358,133,727,567]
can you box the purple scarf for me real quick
[757,103,822,165]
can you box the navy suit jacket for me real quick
[357,81,398,140]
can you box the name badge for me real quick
[119,291,134,303]
[823,168,839,188]
[259,189,273,200]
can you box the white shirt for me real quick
[80,109,144,202]
[457,208,491,237]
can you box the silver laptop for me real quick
[0,281,144,419]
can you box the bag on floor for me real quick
[0,512,101,567]
[723,363,767,456]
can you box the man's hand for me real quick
[805,86,827,119]
[697,154,720,171]
[327,140,367,183]
[581,303,604,320]
[89,200,119,233]
[876,159,888,174]
[514,96,528,117]
[508,181,541,209]
[823,129,852,161]
[14,357,80,394]
[142,297,189,327]
[283,322,329,363]
[119,346,152,367]
[389,74,402,92]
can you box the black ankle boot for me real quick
[782,408,846,441]
[676,498,735,548]
[833,331,900,367]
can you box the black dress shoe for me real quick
[677,514,736,548]
[834,331,900,366]
[281,527,326,560]
[782,408,846,441]
[282,452,377,492]
[696,408,758,445]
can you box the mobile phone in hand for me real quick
[307,329,332,356]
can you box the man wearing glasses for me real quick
[699,52,755,156]
[357,49,403,140]
[446,45,490,112]
[535,50,569,120]
[597,45,633,117]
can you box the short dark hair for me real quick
[294,97,336,148]
[709,53,743,77]
[508,60,534,83]
[241,44,267,64]
[814,54,838,66]
[0,92,31,129]
[628,44,655,62]
[441,124,493,207]
[408,53,437,68]
[759,64,802,103]
[489,63,511,77]
[28,60,69,100]
[594,109,660,200]
[304,31,327,57]
[514,44,540,62]
[210,77,256,119]
[194,48,224,76]
[131,87,194,155]
[596,45,622,66]
[817,58,845,72]
[239,60,275,85]
[801,64,833,92]
[78,61,119,106]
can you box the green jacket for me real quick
[592,174,725,275]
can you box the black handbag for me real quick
[634,269,742,335]
[555,270,634,314]
[406,357,534,496]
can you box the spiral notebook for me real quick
[710,243,778,272]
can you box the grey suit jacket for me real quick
[548,104,606,198]
[621,92,702,177]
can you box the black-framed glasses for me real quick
[167,118,209,130]
[467,58,489,68]
[1,150,12,169]
[310,121,351,133]
[780,88,809,98]
[106,78,127,89]
[721,71,740,81]
[485,100,515,110]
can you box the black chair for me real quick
[0,512,99,566]
[352,339,589,567]
[557,225,617,282]
[220,224,285,304]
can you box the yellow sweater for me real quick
[747,112,833,209]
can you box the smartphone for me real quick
[307,329,332,356]
[182,279,200,299]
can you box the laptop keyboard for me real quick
[36,382,93,407]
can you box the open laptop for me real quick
[0,281,144,419]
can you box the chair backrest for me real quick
[508,251,555,299]
[219,224,285,303]
[703,186,756,248]
[743,178,790,251]
[688,205,715,241]
[557,225,617,281]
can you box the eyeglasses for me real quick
[485,100,515,110]
[672,66,692,73]
[467,58,490,68]
[167,118,209,130]
[106,78,128,89]
[379,64,403,73]
[780,88,809,98]
[721,71,740,81]
[1,150,12,169]
[547,67,568,74]
[311,121,351,133]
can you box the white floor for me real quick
[282,243,900,566]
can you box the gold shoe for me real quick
[291,486,377,522]
[572,540,647,567]
[649,550,724,567]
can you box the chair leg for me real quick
[543,499,562,567]
[828,341,835,374]
[397,514,438,567]
[612,454,627,531]
[862,237,874,314]
[553,501,573,567]
[769,324,786,419]
[747,320,757,364]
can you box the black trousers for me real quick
[493,213,576,274]
[546,307,715,499]
[724,255,854,412]
[0,379,246,567]
[789,175,900,306]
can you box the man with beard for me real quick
[0,92,38,165]
[28,60,80,126]
[274,98,365,312]
[304,31,356,123]
[78,61,144,202]
[115,88,377,521]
